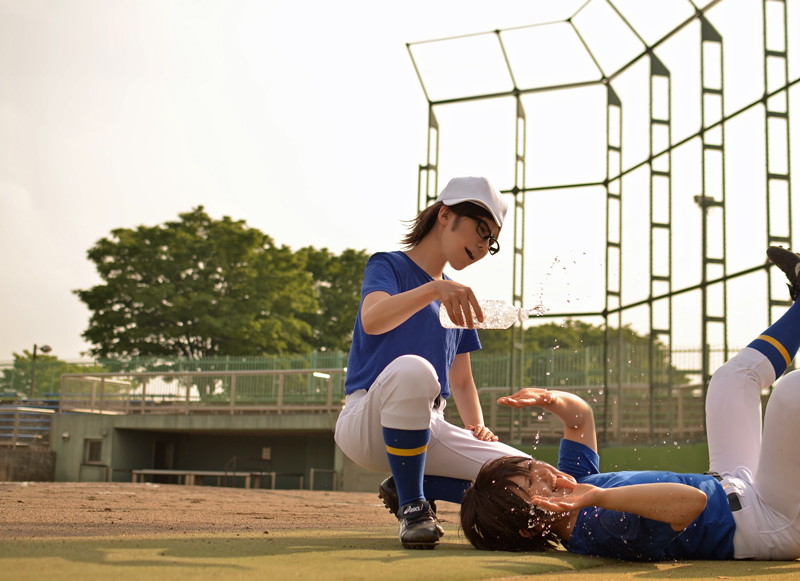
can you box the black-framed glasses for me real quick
[467,215,500,255]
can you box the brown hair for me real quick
[460,456,562,552]
[400,201,497,249]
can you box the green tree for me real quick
[74,207,319,359]
[0,351,106,398]
[297,247,369,352]
[475,319,688,387]
[478,319,654,355]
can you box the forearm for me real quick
[594,484,707,531]
[360,285,437,335]
[449,353,496,441]
[450,381,485,428]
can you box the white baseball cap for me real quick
[435,177,508,228]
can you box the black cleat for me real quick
[378,477,443,536]
[397,500,440,550]
[767,246,800,301]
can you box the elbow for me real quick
[573,404,595,431]
[359,309,382,335]
[694,490,708,518]
[566,393,594,425]
[673,490,707,531]
[685,489,707,525]
[579,396,595,422]
[361,319,381,335]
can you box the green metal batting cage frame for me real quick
[407,0,796,445]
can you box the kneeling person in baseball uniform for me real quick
[460,246,800,561]
[335,177,557,549]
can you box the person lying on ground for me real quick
[460,246,800,561]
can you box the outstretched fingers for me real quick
[530,496,574,513]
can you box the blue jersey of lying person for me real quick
[559,439,736,561]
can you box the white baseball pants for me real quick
[334,354,528,481]
[707,347,800,559]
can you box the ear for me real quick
[438,205,452,225]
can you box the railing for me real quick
[445,383,707,445]
[3,346,733,401]
[0,407,55,446]
[59,368,347,415]
[58,369,709,443]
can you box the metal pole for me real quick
[30,344,38,399]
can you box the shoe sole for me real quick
[401,541,439,550]
[767,246,800,300]
[377,488,396,515]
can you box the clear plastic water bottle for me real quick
[439,299,532,329]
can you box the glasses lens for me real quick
[472,216,500,255]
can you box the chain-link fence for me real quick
[2,345,746,444]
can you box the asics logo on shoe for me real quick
[403,505,423,516]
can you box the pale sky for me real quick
[1,0,797,361]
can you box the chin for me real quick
[447,260,470,271]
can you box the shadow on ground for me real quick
[1,527,799,581]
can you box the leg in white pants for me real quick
[752,370,800,559]
[706,347,800,559]
[706,347,773,476]
[335,355,527,481]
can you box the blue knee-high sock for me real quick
[422,475,472,504]
[748,299,800,377]
[383,426,430,508]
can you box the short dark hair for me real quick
[400,201,496,250]
[460,456,562,552]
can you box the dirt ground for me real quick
[5,482,800,581]
[0,481,461,539]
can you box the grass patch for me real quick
[2,526,799,580]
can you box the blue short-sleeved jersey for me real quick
[344,252,481,398]
[557,439,736,561]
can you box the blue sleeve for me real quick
[569,507,683,561]
[361,254,400,297]
[558,438,600,479]
[457,329,481,354]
